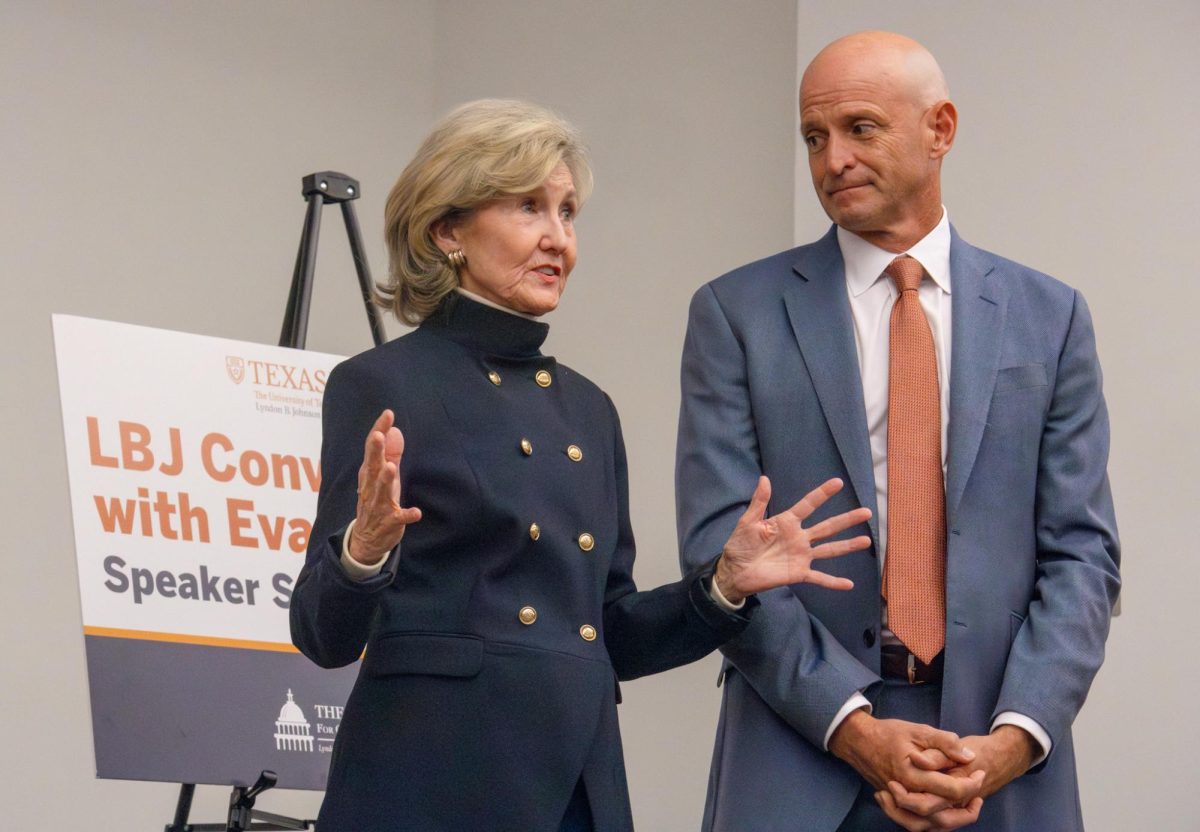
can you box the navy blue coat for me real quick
[292,296,753,831]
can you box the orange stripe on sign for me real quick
[83,626,300,654]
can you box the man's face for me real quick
[800,51,943,246]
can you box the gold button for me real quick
[535,370,552,388]
[566,444,583,462]
[518,606,538,625]
[529,523,541,541]
[487,370,502,386]
[579,624,597,642]
[577,533,594,552]
[520,438,533,455]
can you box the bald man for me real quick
[676,32,1119,832]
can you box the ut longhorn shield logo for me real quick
[226,356,246,384]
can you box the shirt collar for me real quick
[837,207,952,297]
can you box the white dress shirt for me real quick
[822,210,1051,766]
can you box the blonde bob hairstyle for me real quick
[379,99,593,324]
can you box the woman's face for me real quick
[441,163,578,316]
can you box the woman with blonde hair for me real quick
[291,98,870,831]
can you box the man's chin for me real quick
[825,209,877,233]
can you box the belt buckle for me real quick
[907,653,923,685]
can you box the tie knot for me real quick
[886,256,925,293]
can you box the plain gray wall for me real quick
[3,1,1193,830]
[794,4,1199,830]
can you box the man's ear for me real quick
[928,100,958,160]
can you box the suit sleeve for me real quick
[290,361,401,668]
[676,283,878,748]
[992,290,1121,766]
[601,394,757,681]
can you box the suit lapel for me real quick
[946,229,1008,521]
[784,229,880,544]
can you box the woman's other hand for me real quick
[348,409,422,565]
[714,477,870,603]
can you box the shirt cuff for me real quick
[339,518,389,581]
[824,692,873,750]
[708,573,746,611]
[991,711,1052,767]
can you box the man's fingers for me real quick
[809,535,872,560]
[900,766,984,805]
[910,748,954,771]
[737,476,772,527]
[786,477,844,522]
[874,791,932,832]
[803,507,873,542]
[929,797,984,829]
[886,780,952,817]
[919,729,977,766]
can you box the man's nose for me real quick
[824,133,856,176]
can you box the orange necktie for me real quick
[883,255,946,664]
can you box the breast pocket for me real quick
[984,363,1050,458]
[992,363,1048,395]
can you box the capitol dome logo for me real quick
[273,689,314,753]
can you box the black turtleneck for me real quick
[419,294,549,359]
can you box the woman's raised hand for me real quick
[348,409,422,565]
[714,477,871,604]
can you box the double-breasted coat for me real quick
[291,295,753,831]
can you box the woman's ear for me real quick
[431,218,460,255]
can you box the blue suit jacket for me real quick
[676,227,1120,832]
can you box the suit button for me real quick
[520,438,533,455]
[529,523,541,541]
[535,369,552,388]
[566,444,583,462]
[579,624,597,642]
[577,533,594,552]
[518,606,538,625]
[487,370,502,386]
[862,627,876,648]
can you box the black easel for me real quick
[164,171,384,832]
[280,171,386,350]
[165,772,310,832]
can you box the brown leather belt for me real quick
[880,645,944,685]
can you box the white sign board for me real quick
[54,314,356,788]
